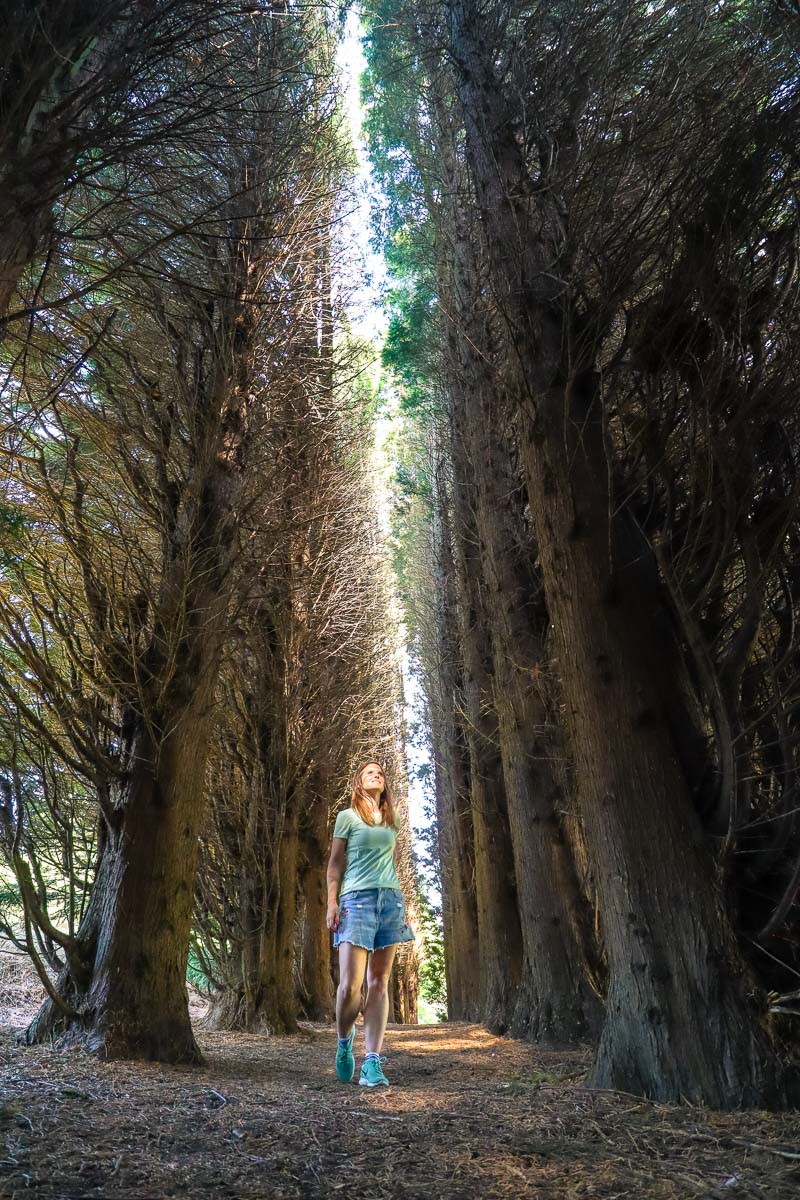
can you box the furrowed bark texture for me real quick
[520,375,781,1104]
[448,228,601,1044]
[262,804,302,1035]
[205,670,303,1037]
[449,406,523,1034]
[390,965,418,1025]
[429,468,480,1021]
[448,0,784,1106]
[391,767,422,1026]
[24,440,241,1059]
[25,679,220,1062]
[298,791,336,1021]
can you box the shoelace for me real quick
[363,1054,387,1069]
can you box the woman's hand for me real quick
[326,902,340,931]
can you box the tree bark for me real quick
[254,803,301,1034]
[206,764,301,1036]
[23,463,238,1062]
[447,223,601,1043]
[429,444,481,1021]
[473,404,601,1042]
[448,0,785,1105]
[388,739,423,1026]
[429,697,471,1020]
[298,791,335,1021]
[520,372,783,1103]
[390,955,418,1025]
[24,699,216,1062]
[432,722,479,1022]
[449,411,523,1034]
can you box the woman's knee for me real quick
[338,976,362,1002]
[366,972,390,996]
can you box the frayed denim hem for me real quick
[373,934,416,950]
[334,887,414,952]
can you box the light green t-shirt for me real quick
[333,807,401,896]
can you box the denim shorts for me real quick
[334,887,415,952]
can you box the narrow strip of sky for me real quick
[336,14,436,878]
[336,12,388,341]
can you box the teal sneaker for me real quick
[335,1029,355,1082]
[359,1054,389,1087]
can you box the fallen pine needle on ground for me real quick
[0,959,798,1200]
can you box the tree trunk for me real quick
[255,801,300,1035]
[432,723,479,1021]
[472,405,601,1042]
[520,372,783,1103]
[429,460,480,1020]
[388,734,423,1024]
[447,225,601,1043]
[449,414,523,1034]
[448,0,785,1104]
[298,798,335,1021]
[208,804,300,1034]
[24,711,213,1063]
[390,952,418,1025]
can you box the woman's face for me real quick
[360,763,385,793]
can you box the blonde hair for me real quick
[350,761,397,829]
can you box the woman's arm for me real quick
[326,837,347,930]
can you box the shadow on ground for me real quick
[1,1022,798,1199]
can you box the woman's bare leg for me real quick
[336,942,368,1038]
[363,944,397,1055]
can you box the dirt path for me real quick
[1,1022,798,1199]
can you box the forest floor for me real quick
[1,960,799,1199]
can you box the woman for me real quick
[326,761,414,1087]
